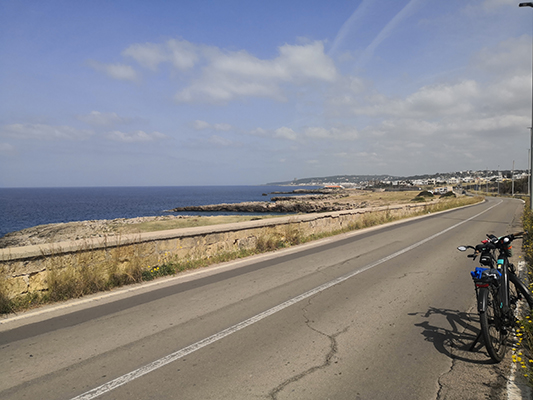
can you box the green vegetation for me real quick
[440,191,456,198]
[0,195,482,315]
[0,266,13,314]
[516,200,533,384]
[417,190,434,197]
[412,190,435,202]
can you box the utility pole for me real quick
[519,2,533,209]
[497,165,500,196]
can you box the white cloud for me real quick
[396,81,479,118]
[213,123,232,131]
[122,39,199,71]
[208,135,233,146]
[88,60,139,82]
[192,120,212,130]
[192,120,233,131]
[304,125,358,140]
[106,130,166,142]
[176,72,286,103]
[335,80,480,120]
[122,43,168,71]
[174,41,337,103]
[472,35,531,77]
[97,38,337,103]
[0,143,15,154]
[316,32,532,172]
[326,35,531,140]
[76,111,131,126]
[248,124,358,142]
[0,123,93,140]
[274,127,298,141]
[303,127,330,139]
[249,128,269,137]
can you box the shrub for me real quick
[440,191,456,198]
[0,267,13,315]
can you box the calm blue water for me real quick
[0,186,315,237]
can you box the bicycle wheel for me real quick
[479,286,507,362]
[509,273,533,318]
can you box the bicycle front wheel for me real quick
[479,286,507,363]
[509,273,533,317]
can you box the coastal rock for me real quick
[0,215,192,249]
[171,200,347,213]
[171,189,351,214]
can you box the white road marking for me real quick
[70,201,500,399]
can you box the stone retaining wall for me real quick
[0,203,431,297]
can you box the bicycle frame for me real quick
[459,231,533,362]
[474,248,512,317]
[496,250,511,316]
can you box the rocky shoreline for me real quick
[170,198,360,213]
[171,189,356,213]
[0,215,193,249]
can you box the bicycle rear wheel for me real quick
[479,286,507,363]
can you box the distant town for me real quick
[268,169,529,193]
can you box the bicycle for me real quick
[457,232,533,362]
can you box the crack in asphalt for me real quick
[268,298,348,400]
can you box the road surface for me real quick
[0,197,528,399]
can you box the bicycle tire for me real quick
[479,286,507,362]
[509,273,533,317]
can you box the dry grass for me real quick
[109,215,279,235]
[0,266,13,314]
[342,189,421,205]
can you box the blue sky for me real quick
[1,0,532,187]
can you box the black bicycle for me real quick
[458,232,533,362]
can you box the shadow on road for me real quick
[409,306,494,365]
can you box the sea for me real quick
[0,185,317,238]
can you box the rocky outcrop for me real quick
[269,189,341,195]
[171,200,353,213]
[171,189,353,213]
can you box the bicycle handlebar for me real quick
[457,231,526,257]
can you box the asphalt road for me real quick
[0,197,529,400]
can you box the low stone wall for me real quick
[0,203,430,298]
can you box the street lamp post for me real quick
[519,2,533,210]
[496,165,500,196]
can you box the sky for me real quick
[1,0,533,187]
